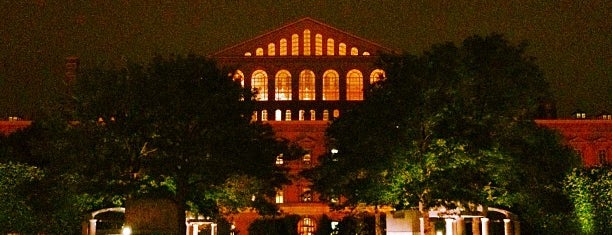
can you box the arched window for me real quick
[322,70,339,100]
[327,38,334,55]
[310,110,316,120]
[369,69,385,84]
[280,38,287,56]
[252,70,268,101]
[244,52,252,56]
[275,70,292,100]
[350,47,358,56]
[292,34,299,56]
[299,70,315,100]
[268,43,275,56]
[363,51,370,56]
[323,110,329,121]
[285,110,292,121]
[275,190,284,203]
[333,109,340,118]
[233,70,244,87]
[346,69,363,100]
[339,43,346,56]
[303,29,311,56]
[275,109,282,121]
[315,34,323,56]
[261,110,268,121]
[299,110,305,120]
[251,111,257,122]
[299,217,316,235]
[256,48,264,56]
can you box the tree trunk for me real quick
[375,206,382,235]
[419,201,432,235]
[176,177,188,235]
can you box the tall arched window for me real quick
[346,69,363,100]
[292,34,299,56]
[299,217,316,235]
[261,110,268,121]
[350,47,358,56]
[303,29,311,56]
[275,70,292,100]
[315,34,323,55]
[256,48,264,56]
[322,70,339,100]
[310,110,316,120]
[268,43,275,56]
[323,110,329,121]
[251,111,257,122]
[252,70,268,101]
[279,38,287,56]
[299,70,315,100]
[327,38,335,55]
[285,110,292,121]
[233,70,244,87]
[275,109,282,121]
[299,110,305,121]
[369,69,385,84]
[339,43,346,56]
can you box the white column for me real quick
[210,223,216,235]
[503,219,512,235]
[192,223,199,235]
[481,218,490,235]
[456,216,465,235]
[420,217,425,235]
[514,221,520,235]
[445,218,454,235]
[89,219,97,235]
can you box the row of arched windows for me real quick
[234,69,385,101]
[252,109,340,122]
[244,29,370,57]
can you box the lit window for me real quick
[268,43,275,56]
[292,34,299,56]
[244,52,252,56]
[275,70,292,100]
[301,188,313,202]
[315,34,323,56]
[310,110,316,120]
[275,190,284,204]
[285,110,292,121]
[303,153,311,165]
[350,47,358,56]
[262,110,268,121]
[299,110,305,120]
[299,70,315,100]
[369,69,385,84]
[299,217,316,235]
[363,51,370,56]
[251,70,268,101]
[323,110,329,121]
[276,154,284,165]
[275,109,282,121]
[346,69,363,100]
[233,70,244,87]
[256,48,264,56]
[327,38,334,55]
[322,70,339,100]
[252,111,257,122]
[303,29,311,56]
[339,43,346,56]
[280,38,287,56]
[333,109,340,118]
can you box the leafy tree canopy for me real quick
[308,34,580,233]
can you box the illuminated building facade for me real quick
[212,17,393,234]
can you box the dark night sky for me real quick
[1,0,610,117]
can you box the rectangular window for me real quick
[275,190,284,204]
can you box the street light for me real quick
[122,226,132,235]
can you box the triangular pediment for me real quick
[212,17,394,58]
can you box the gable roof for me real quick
[212,17,395,58]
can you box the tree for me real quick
[0,161,43,234]
[308,34,580,234]
[63,54,290,233]
[564,166,612,235]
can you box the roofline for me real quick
[210,17,397,57]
